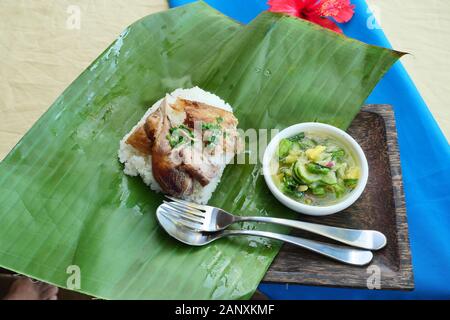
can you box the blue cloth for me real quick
[169,0,450,299]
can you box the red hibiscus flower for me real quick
[267,0,355,33]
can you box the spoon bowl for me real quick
[157,207,217,246]
[156,205,374,266]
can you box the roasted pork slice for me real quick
[121,88,240,201]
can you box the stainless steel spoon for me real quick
[157,205,373,266]
[163,197,387,250]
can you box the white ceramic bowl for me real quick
[262,122,369,216]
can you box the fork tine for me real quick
[163,201,205,218]
[160,212,200,232]
[159,207,202,231]
[160,204,204,224]
[165,196,206,211]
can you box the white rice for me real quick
[118,87,234,204]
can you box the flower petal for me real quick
[267,0,349,33]
[307,15,344,33]
[318,0,355,23]
[268,0,305,17]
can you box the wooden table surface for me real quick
[0,0,168,161]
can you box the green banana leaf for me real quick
[0,1,402,299]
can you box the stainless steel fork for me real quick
[164,196,387,250]
[157,204,374,266]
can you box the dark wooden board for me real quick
[263,104,414,291]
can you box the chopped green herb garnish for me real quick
[167,125,194,148]
[207,135,217,145]
[202,122,221,131]
[202,118,224,147]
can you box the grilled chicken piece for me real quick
[126,97,239,197]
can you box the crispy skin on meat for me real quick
[177,146,219,187]
[150,99,194,196]
[125,97,238,197]
[144,109,162,146]
[179,99,238,129]
[126,110,162,155]
[180,163,211,186]
[125,126,152,155]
